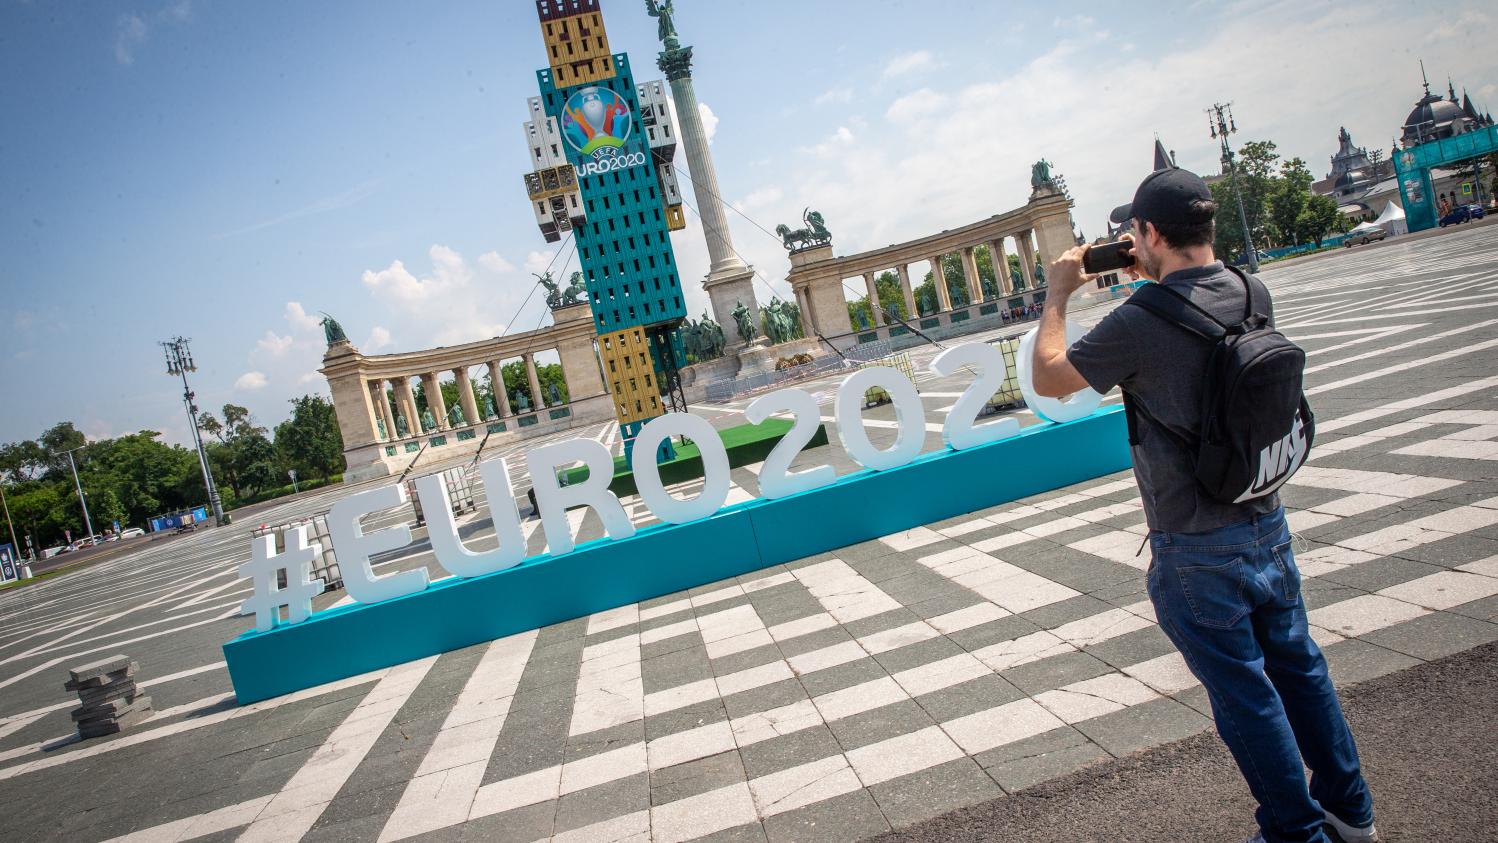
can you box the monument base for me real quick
[704,266,759,348]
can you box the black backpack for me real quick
[1122,266,1315,504]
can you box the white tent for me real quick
[1373,201,1407,236]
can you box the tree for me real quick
[1297,194,1344,247]
[275,395,344,481]
[1267,157,1313,247]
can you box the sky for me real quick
[2,0,1495,447]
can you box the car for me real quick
[1344,227,1387,247]
[1439,204,1486,227]
[119,527,145,539]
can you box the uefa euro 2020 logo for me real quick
[562,86,634,159]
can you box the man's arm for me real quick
[1031,245,1093,398]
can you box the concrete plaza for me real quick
[2,225,1498,841]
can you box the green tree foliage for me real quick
[496,361,569,410]
[1211,139,1356,259]
[275,395,345,482]
[1267,157,1313,248]
[1297,193,1345,247]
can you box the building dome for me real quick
[1402,92,1469,146]
[1334,168,1368,193]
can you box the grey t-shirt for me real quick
[1067,261,1280,534]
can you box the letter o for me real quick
[1016,322,1104,424]
[631,412,731,524]
[835,366,926,471]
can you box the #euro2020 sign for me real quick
[559,86,646,178]
[238,331,1105,634]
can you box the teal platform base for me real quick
[224,406,1131,703]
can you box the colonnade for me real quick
[365,350,558,441]
[838,231,1042,327]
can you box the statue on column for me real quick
[548,382,563,406]
[319,313,348,346]
[776,208,833,253]
[421,408,437,432]
[485,396,497,419]
[516,390,531,413]
[1034,260,1046,286]
[732,300,758,345]
[450,405,466,426]
[645,0,679,48]
[1030,159,1054,191]
[394,413,409,437]
[376,417,387,439]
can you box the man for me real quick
[1029,168,1376,843]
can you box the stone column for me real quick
[862,271,883,326]
[896,264,917,318]
[1017,232,1037,291]
[487,361,512,418]
[369,381,394,441]
[661,48,759,348]
[990,239,1014,296]
[794,286,815,337]
[1032,206,1077,272]
[454,366,480,427]
[930,256,952,312]
[422,373,448,430]
[960,247,982,304]
[525,353,544,410]
[395,377,419,435]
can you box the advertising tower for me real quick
[521,0,689,457]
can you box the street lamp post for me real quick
[0,482,19,556]
[161,337,227,527]
[1207,102,1260,273]
[60,445,95,539]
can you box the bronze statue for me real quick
[1031,159,1055,190]
[535,272,562,309]
[645,0,678,47]
[394,413,409,437]
[732,300,758,344]
[776,208,833,253]
[562,271,587,306]
[320,313,348,345]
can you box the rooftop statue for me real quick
[320,314,348,346]
[1031,159,1055,190]
[562,272,587,306]
[777,208,833,253]
[536,272,562,309]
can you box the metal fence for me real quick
[406,464,479,526]
[702,353,848,402]
[250,513,342,593]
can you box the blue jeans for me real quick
[1147,506,1373,843]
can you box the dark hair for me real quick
[1143,198,1217,250]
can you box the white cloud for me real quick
[297,372,322,386]
[235,371,268,391]
[284,301,321,333]
[807,126,856,158]
[814,86,854,106]
[882,50,933,78]
[479,251,515,274]
[365,325,393,351]
[699,103,719,144]
[885,88,949,124]
[523,250,557,276]
[734,186,784,213]
[360,245,511,347]
[114,14,147,65]
[255,331,294,357]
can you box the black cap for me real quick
[1109,168,1213,226]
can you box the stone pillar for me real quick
[558,334,607,402]
[1017,232,1037,291]
[990,240,1014,296]
[395,377,419,436]
[960,247,982,304]
[454,366,480,427]
[369,381,395,441]
[897,264,917,317]
[488,361,512,418]
[805,276,853,337]
[862,271,883,326]
[794,286,815,337]
[1032,206,1077,272]
[422,373,448,430]
[930,256,952,312]
[524,353,544,410]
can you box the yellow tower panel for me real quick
[540,9,615,88]
[598,327,663,426]
[664,204,686,231]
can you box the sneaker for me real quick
[1324,809,1379,842]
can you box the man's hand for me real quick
[1118,233,1149,281]
[1047,245,1096,299]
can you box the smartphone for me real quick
[1084,241,1134,274]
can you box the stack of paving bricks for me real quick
[65,655,153,738]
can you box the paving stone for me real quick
[1322,638,1424,687]
[738,724,845,780]
[826,698,934,752]
[650,749,747,805]
[976,725,1110,793]
[761,787,892,843]
[65,655,135,687]
[1072,696,1213,757]
[1320,556,1447,592]
[1001,650,1114,696]
[553,770,649,836]
[911,673,1025,722]
[1360,611,1498,661]
[867,757,1002,830]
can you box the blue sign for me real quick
[0,544,16,583]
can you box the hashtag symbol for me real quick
[239,525,326,633]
